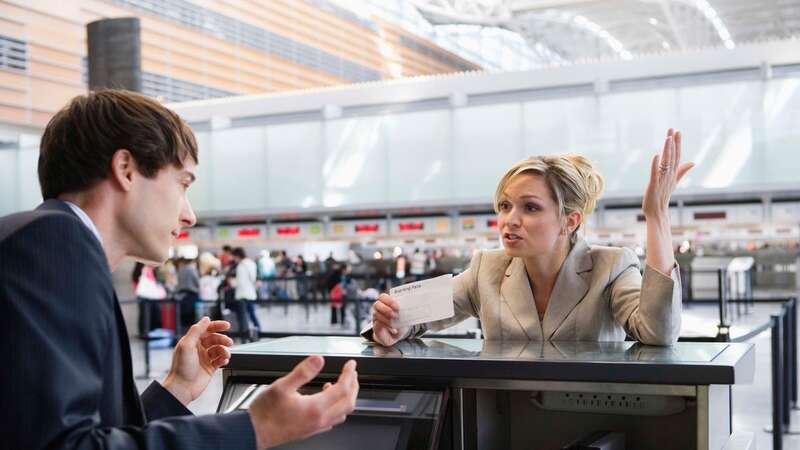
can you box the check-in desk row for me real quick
[219,337,755,450]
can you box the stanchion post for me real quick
[717,269,730,340]
[140,298,151,379]
[354,297,362,337]
[790,299,798,410]
[784,306,793,428]
[174,297,181,341]
[771,315,784,450]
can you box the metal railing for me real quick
[679,264,798,450]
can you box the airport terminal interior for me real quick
[2,0,800,449]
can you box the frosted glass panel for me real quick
[524,96,596,156]
[677,82,763,189]
[5,74,800,218]
[596,89,678,193]
[17,146,41,210]
[453,104,522,199]
[267,121,323,209]
[763,78,800,184]
[209,127,267,211]
[189,132,212,213]
[323,116,387,207]
[0,150,17,215]
[384,110,451,202]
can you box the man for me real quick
[0,90,359,449]
[232,246,261,339]
[220,244,233,269]
[175,257,200,330]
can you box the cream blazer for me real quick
[369,240,682,346]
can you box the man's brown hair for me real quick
[38,89,198,199]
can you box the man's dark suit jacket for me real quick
[0,200,256,449]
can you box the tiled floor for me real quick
[132,301,800,449]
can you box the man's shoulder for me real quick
[0,208,84,245]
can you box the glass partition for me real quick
[267,121,323,209]
[0,150,17,215]
[3,74,800,216]
[453,104,522,200]
[323,116,387,207]
[385,110,452,202]
[209,126,268,211]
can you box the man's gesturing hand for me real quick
[162,317,233,405]
[248,355,359,449]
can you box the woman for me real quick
[368,129,694,346]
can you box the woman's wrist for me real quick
[643,207,670,222]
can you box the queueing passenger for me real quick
[219,244,233,270]
[0,89,358,450]
[232,246,261,340]
[175,257,200,330]
[368,130,693,346]
[198,251,222,317]
[409,248,427,279]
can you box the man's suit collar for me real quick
[36,199,109,268]
[36,198,76,216]
[500,239,593,339]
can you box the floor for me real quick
[131,300,800,449]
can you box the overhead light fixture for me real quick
[571,14,633,60]
[648,17,659,26]
[662,41,671,50]
[694,0,735,49]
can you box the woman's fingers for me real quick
[676,162,695,183]
[377,294,399,312]
[649,153,659,180]
[373,300,397,316]
[660,129,672,168]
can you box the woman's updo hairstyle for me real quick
[494,154,605,243]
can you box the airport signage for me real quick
[772,202,800,224]
[174,226,212,242]
[604,208,680,228]
[329,219,388,238]
[216,224,268,240]
[682,204,763,225]
[460,215,497,234]
[392,217,451,236]
[269,222,323,239]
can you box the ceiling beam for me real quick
[658,0,688,50]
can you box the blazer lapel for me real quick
[114,293,147,424]
[541,240,593,340]
[500,258,543,340]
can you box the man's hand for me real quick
[371,293,407,347]
[162,317,233,405]
[249,355,359,449]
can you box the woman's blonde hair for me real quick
[494,154,604,242]
[198,251,221,276]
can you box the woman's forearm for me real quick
[645,213,675,276]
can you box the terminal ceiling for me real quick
[408,0,800,65]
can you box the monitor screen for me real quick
[275,418,401,450]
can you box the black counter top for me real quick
[227,336,754,386]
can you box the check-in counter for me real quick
[218,337,755,450]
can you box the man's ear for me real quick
[110,149,136,192]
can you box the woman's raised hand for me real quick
[642,128,695,219]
